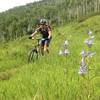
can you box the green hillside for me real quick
[0,15,100,100]
[0,0,100,42]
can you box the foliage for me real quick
[0,15,100,100]
[0,0,100,41]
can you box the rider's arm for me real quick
[31,28,40,37]
[48,30,52,39]
[48,27,52,39]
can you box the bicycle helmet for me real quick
[40,19,48,25]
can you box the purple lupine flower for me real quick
[78,66,86,75]
[59,40,70,56]
[63,49,70,56]
[80,50,87,58]
[85,38,93,48]
[78,58,86,75]
[81,58,86,67]
[88,30,92,36]
[63,40,69,49]
[64,40,69,46]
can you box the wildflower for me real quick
[63,49,70,56]
[78,58,86,75]
[85,39,93,48]
[81,58,86,67]
[63,40,69,49]
[64,40,69,46]
[79,30,96,77]
[80,50,87,58]
[88,30,92,36]
[78,66,86,75]
[59,39,70,57]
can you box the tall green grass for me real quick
[0,15,100,100]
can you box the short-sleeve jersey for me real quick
[36,26,51,39]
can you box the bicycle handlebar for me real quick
[28,36,41,41]
[28,36,32,39]
[29,36,49,41]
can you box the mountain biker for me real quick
[30,19,52,55]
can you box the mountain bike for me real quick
[28,37,41,63]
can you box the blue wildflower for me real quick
[88,30,92,36]
[78,66,86,75]
[80,50,88,58]
[85,38,93,48]
[78,58,86,75]
[62,40,69,49]
[63,49,70,56]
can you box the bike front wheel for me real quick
[28,49,38,63]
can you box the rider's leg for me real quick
[44,44,48,53]
[40,40,45,55]
[44,39,51,54]
[41,46,44,55]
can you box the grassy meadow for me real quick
[0,15,100,100]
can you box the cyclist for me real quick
[30,19,52,55]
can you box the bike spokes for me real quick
[28,49,38,63]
